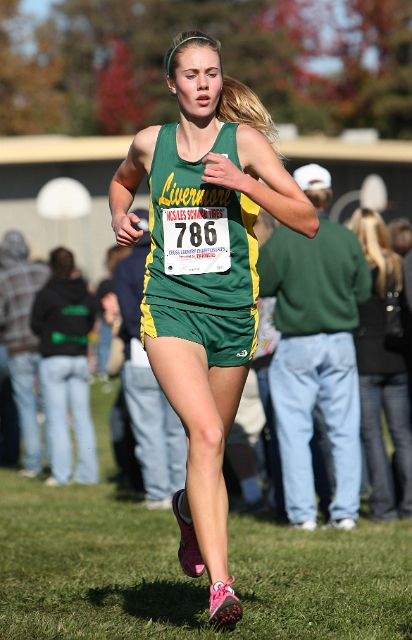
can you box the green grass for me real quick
[1,379,412,639]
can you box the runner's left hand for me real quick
[201,152,246,191]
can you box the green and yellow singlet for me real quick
[143,122,260,317]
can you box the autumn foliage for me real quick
[1,0,412,138]
[96,38,150,135]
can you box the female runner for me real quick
[109,29,319,631]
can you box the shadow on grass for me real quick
[88,580,207,628]
[111,489,145,504]
[229,507,289,527]
[398,625,412,640]
[88,580,258,630]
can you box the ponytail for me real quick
[218,75,281,154]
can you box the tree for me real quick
[5,0,412,139]
[97,38,150,135]
[31,0,332,136]
[0,0,68,135]
[0,0,26,134]
[328,0,412,138]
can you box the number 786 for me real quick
[175,221,217,248]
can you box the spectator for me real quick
[100,292,143,490]
[258,163,372,530]
[0,230,49,477]
[225,368,268,514]
[95,245,131,376]
[224,209,279,517]
[112,209,187,510]
[386,219,412,257]
[0,338,19,468]
[348,208,412,520]
[249,209,286,518]
[95,245,137,488]
[398,222,412,313]
[399,221,412,414]
[255,209,331,522]
[31,247,99,486]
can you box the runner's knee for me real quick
[190,423,225,455]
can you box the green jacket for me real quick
[258,216,372,336]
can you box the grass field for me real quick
[1,378,412,639]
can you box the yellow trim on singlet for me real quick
[140,179,159,347]
[239,193,260,310]
[142,178,157,299]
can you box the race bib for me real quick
[163,207,231,275]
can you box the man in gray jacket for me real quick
[0,231,49,476]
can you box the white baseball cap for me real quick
[293,163,332,191]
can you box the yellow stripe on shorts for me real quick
[140,299,157,347]
[249,305,259,360]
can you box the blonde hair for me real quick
[217,75,280,152]
[165,31,280,153]
[106,245,132,274]
[347,208,402,297]
[304,188,333,211]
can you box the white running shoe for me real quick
[44,476,59,487]
[145,497,172,510]
[292,519,317,531]
[18,469,39,479]
[323,518,356,530]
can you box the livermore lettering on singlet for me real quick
[159,172,231,208]
[143,121,260,312]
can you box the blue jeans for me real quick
[122,361,187,501]
[360,372,412,519]
[256,365,286,519]
[98,320,112,374]
[269,332,361,524]
[259,364,332,519]
[39,356,98,485]
[9,351,46,473]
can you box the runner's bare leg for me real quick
[145,335,249,584]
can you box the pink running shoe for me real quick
[172,489,205,578]
[209,576,243,630]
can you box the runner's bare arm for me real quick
[109,126,161,246]
[202,125,319,238]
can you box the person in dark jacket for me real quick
[110,209,187,510]
[348,208,412,520]
[31,247,99,486]
[95,245,131,376]
[0,337,20,468]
